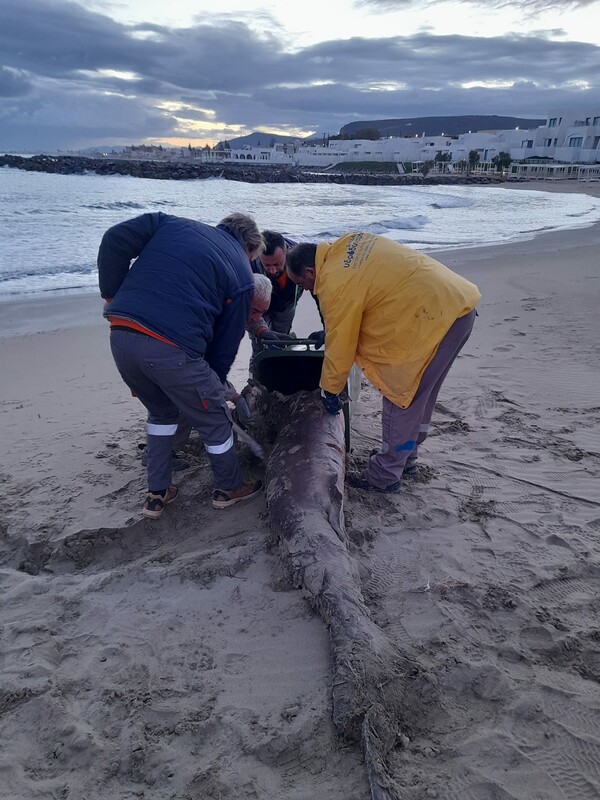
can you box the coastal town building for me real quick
[81,108,600,181]
[195,107,600,179]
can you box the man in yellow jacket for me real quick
[286,233,481,492]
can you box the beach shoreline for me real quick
[1,182,600,799]
[2,177,599,339]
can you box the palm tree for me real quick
[434,151,451,173]
[468,149,480,174]
[492,152,512,173]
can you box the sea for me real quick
[1,165,599,301]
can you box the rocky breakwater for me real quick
[1,153,505,186]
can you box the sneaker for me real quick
[212,479,263,510]
[142,485,178,519]
[141,450,190,471]
[347,473,400,493]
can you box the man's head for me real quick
[259,230,287,277]
[248,273,273,325]
[219,213,264,261]
[286,243,318,292]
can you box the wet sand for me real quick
[1,182,599,799]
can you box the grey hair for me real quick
[253,273,272,304]
[218,212,265,255]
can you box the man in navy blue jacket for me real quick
[98,211,264,518]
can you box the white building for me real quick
[201,108,600,172]
[510,110,600,163]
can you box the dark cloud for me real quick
[298,33,599,86]
[0,67,32,98]
[0,0,174,78]
[251,82,596,134]
[0,0,598,151]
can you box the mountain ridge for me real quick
[339,115,546,138]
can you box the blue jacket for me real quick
[98,213,254,381]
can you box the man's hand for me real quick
[223,380,255,426]
[258,330,296,348]
[234,395,254,427]
[320,389,342,415]
[308,330,325,350]
[222,379,237,402]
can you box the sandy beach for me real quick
[1,181,600,799]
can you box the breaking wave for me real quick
[312,215,429,239]
[0,260,95,284]
[378,215,429,230]
[429,194,475,209]
[82,201,147,210]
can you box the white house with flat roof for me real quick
[507,110,600,163]
[201,108,600,171]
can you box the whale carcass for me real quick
[245,383,436,800]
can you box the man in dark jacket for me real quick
[250,230,300,342]
[98,211,264,517]
[249,230,324,352]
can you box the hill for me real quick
[339,115,545,138]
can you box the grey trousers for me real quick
[110,330,242,493]
[365,310,476,488]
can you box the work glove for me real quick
[223,380,254,426]
[320,389,342,415]
[234,395,254,427]
[308,329,325,350]
[258,330,296,348]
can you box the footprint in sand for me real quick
[545,533,575,551]
[519,625,556,652]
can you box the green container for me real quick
[252,339,359,452]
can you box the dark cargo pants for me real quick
[365,309,476,489]
[110,329,242,493]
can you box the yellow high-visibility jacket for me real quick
[314,233,481,409]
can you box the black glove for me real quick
[308,330,325,350]
[234,395,254,427]
[258,330,296,349]
[259,330,296,341]
[222,380,254,426]
[222,379,237,402]
[320,389,342,415]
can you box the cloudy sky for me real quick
[1,0,598,151]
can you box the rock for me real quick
[0,154,507,188]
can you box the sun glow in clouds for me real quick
[367,82,408,92]
[461,80,522,89]
[156,101,217,117]
[78,68,141,81]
